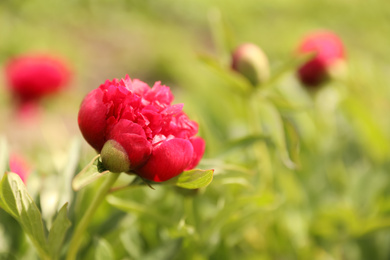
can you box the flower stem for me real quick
[249,92,273,191]
[66,172,120,260]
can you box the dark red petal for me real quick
[136,138,193,182]
[78,88,107,152]
[297,59,327,87]
[185,137,205,170]
[112,133,152,169]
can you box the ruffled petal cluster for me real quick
[297,31,345,87]
[78,76,205,182]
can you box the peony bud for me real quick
[231,43,270,86]
[4,53,71,103]
[297,30,345,87]
[78,75,205,182]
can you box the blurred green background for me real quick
[1,0,390,259]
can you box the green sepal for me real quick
[72,155,110,191]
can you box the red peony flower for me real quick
[78,75,205,182]
[5,53,71,103]
[297,31,345,87]
[9,153,31,184]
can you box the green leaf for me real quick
[283,118,301,168]
[48,203,71,259]
[0,173,50,260]
[60,138,81,199]
[72,155,109,191]
[257,101,296,169]
[94,238,114,260]
[141,238,183,260]
[218,134,269,156]
[198,159,253,176]
[166,169,214,189]
[198,54,252,95]
[261,53,315,89]
[106,195,173,226]
[0,136,9,181]
[207,8,234,63]
[120,229,142,259]
[202,192,281,242]
[342,97,389,161]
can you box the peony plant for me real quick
[0,73,213,260]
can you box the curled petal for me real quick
[113,133,152,169]
[185,137,206,170]
[144,82,174,108]
[107,119,147,139]
[78,88,107,151]
[136,138,193,182]
[129,78,150,95]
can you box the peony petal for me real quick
[78,88,107,152]
[130,78,150,95]
[136,138,193,182]
[298,59,327,87]
[9,154,30,184]
[112,133,152,169]
[185,137,206,170]
[107,119,147,139]
[144,82,174,108]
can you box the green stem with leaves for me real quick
[66,172,120,260]
[249,91,273,192]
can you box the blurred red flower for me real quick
[9,153,30,184]
[297,31,345,87]
[5,53,71,103]
[78,75,205,182]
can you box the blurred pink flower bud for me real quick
[297,31,345,87]
[231,43,270,86]
[5,53,71,103]
[9,154,30,184]
[78,75,205,182]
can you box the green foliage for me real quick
[1,0,390,259]
[0,173,71,260]
[0,137,9,181]
[167,169,214,189]
[94,238,115,260]
[72,155,109,191]
[48,203,72,258]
